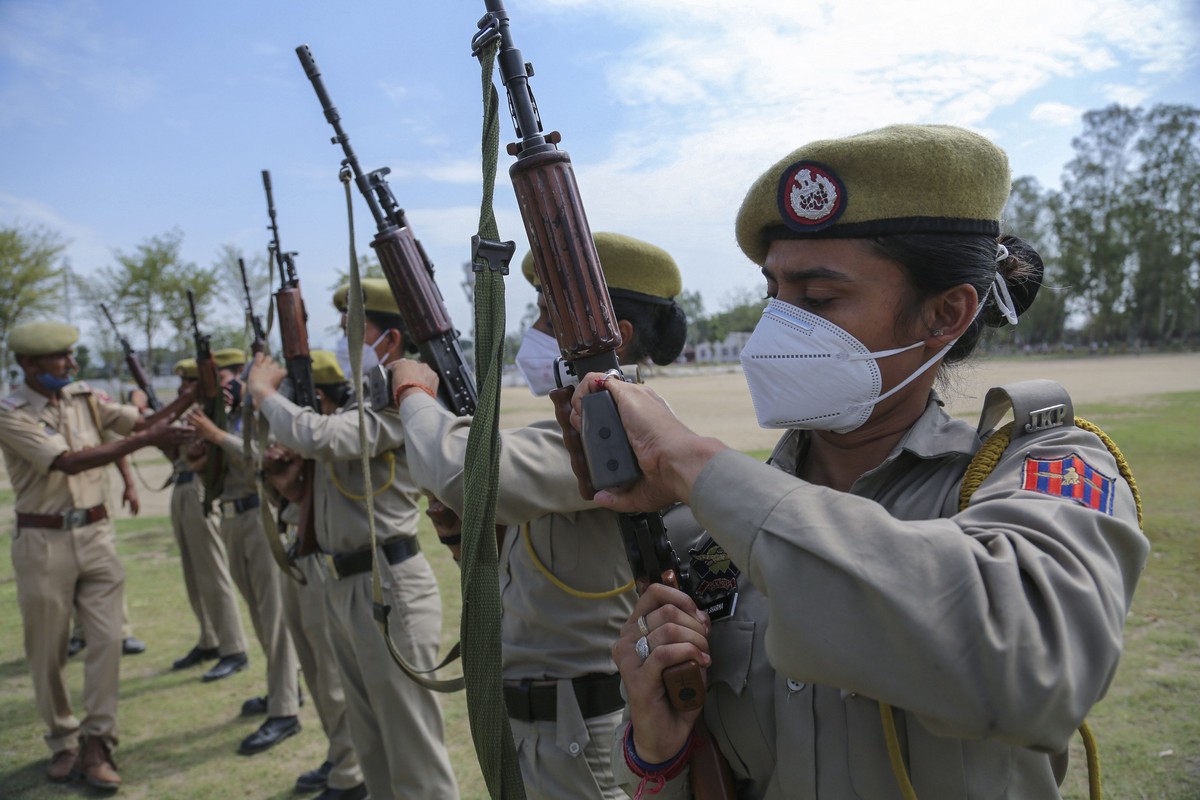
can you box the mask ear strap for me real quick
[871,339,955,407]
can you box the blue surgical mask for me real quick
[36,373,74,392]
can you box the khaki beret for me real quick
[8,321,79,357]
[332,278,400,315]
[735,124,1011,266]
[174,358,199,379]
[212,348,246,369]
[521,232,682,301]
[310,349,345,386]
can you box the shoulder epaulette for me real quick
[976,379,1074,442]
[0,393,28,410]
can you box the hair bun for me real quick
[993,234,1043,324]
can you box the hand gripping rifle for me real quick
[474,5,734,795]
[187,289,226,511]
[262,169,319,563]
[295,45,477,418]
[100,303,161,411]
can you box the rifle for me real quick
[295,45,477,417]
[262,169,319,560]
[100,303,161,411]
[187,289,226,510]
[474,5,734,795]
[237,258,268,357]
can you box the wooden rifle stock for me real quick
[293,47,476,417]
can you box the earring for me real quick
[932,329,944,337]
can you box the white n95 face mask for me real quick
[740,298,953,433]
[335,331,390,380]
[514,327,562,397]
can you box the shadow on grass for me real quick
[0,656,31,682]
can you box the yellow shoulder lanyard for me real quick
[521,522,634,600]
[880,418,1141,800]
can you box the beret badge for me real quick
[777,160,846,232]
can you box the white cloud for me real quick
[1030,102,1083,126]
[512,0,1200,313]
[1102,84,1153,106]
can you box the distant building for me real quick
[692,331,752,363]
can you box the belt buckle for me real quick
[64,508,88,528]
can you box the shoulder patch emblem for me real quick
[1022,452,1115,515]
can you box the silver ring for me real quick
[636,615,650,637]
[634,635,651,662]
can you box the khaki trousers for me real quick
[511,708,625,799]
[12,519,123,753]
[220,507,298,717]
[171,479,246,655]
[281,554,363,790]
[324,552,458,800]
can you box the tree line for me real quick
[675,103,1200,355]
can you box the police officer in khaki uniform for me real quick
[390,233,689,799]
[262,350,365,800]
[187,347,301,755]
[245,282,459,800]
[0,320,194,790]
[561,126,1150,798]
[165,358,249,679]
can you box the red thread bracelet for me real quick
[624,723,694,798]
[393,381,436,407]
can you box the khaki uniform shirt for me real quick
[398,392,634,680]
[214,411,259,501]
[0,383,139,512]
[259,393,420,553]
[619,392,1148,799]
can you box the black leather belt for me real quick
[331,537,421,579]
[220,494,260,515]
[16,504,108,530]
[504,672,625,722]
[175,470,195,484]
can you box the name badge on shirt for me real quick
[689,536,739,622]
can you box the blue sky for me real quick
[2,0,1198,354]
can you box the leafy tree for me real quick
[707,288,766,342]
[0,223,68,387]
[1055,105,1143,343]
[993,175,1068,346]
[214,243,272,323]
[97,229,215,374]
[1127,104,1200,344]
[677,289,713,346]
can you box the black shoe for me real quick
[67,637,86,658]
[240,695,268,716]
[237,716,300,755]
[295,760,333,792]
[202,652,248,683]
[122,637,147,656]
[314,784,367,800]
[172,646,219,670]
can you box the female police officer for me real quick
[567,125,1148,798]
[390,232,688,799]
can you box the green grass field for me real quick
[1,393,1198,798]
